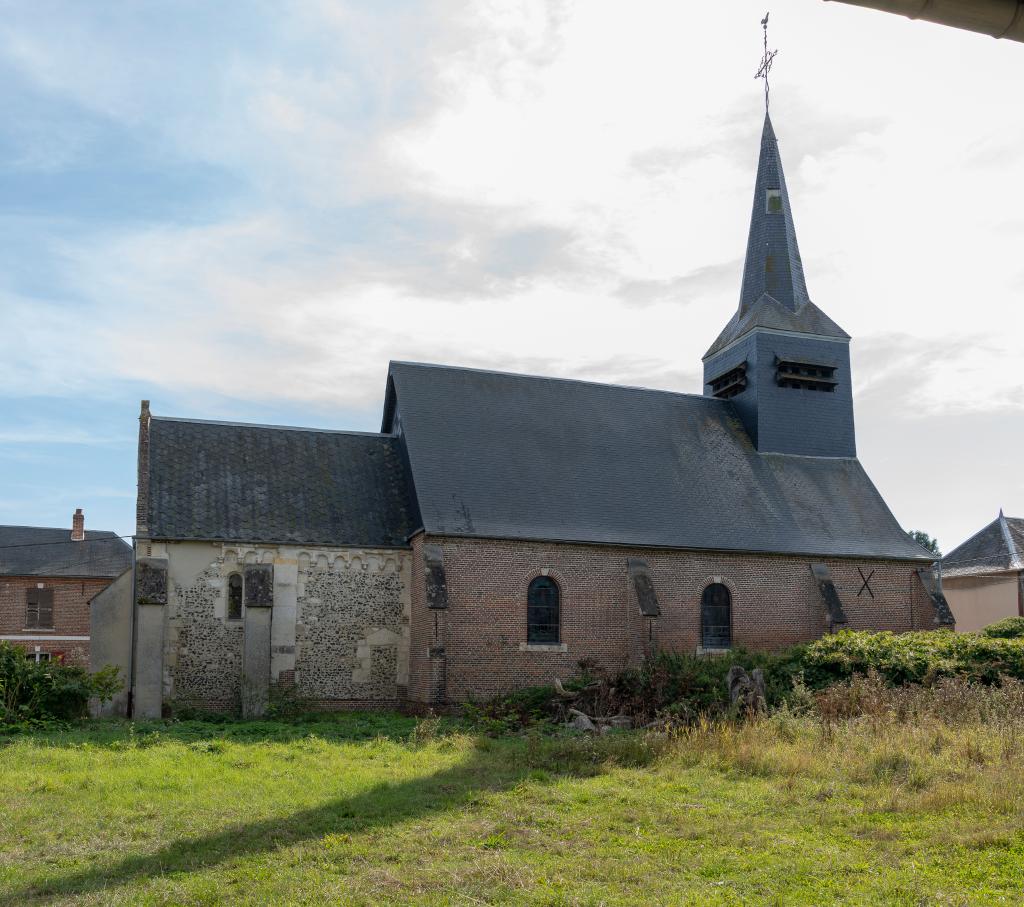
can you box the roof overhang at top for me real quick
[823,0,1024,43]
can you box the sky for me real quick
[0,0,1021,555]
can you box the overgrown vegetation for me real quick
[801,628,1024,686]
[0,642,121,724]
[5,687,1024,904]
[474,628,1024,730]
[7,627,1024,901]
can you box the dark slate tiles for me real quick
[147,419,415,547]
[703,113,849,360]
[704,295,849,359]
[0,526,132,578]
[942,514,1024,576]
[385,361,930,561]
[739,112,810,315]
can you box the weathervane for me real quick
[755,12,778,112]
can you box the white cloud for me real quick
[1,0,1022,542]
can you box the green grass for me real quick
[2,710,1024,905]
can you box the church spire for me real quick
[737,111,810,315]
[738,16,808,316]
[701,15,855,459]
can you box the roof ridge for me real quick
[389,360,715,401]
[0,525,121,537]
[941,515,1005,565]
[151,416,390,437]
[998,511,1023,569]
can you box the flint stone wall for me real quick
[156,541,410,712]
[296,553,409,703]
[166,563,243,711]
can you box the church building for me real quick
[101,112,953,718]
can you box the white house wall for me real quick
[944,572,1019,634]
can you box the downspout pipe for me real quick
[127,545,138,718]
[823,0,1024,43]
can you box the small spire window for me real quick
[766,188,782,214]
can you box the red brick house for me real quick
[106,112,954,719]
[0,511,131,666]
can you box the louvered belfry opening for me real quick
[708,362,748,399]
[700,583,731,649]
[775,357,838,392]
[527,576,560,644]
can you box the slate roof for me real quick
[146,417,416,547]
[0,526,132,578]
[383,361,931,561]
[704,295,849,359]
[941,513,1024,577]
[704,112,849,359]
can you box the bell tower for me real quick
[703,23,855,457]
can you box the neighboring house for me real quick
[0,510,132,666]
[940,511,1024,632]
[106,111,952,720]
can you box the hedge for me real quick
[800,629,1024,687]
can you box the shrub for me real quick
[0,643,122,723]
[982,617,1024,639]
[474,630,1024,733]
[800,629,1024,687]
[474,650,807,729]
[464,684,561,731]
[611,649,805,723]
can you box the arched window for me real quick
[701,583,731,649]
[527,576,560,644]
[227,573,243,621]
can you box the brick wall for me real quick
[0,575,113,666]
[407,534,936,703]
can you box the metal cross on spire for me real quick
[755,12,778,112]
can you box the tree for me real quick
[908,530,941,557]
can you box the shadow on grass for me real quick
[9,729,639,904]
[0,713,425,748]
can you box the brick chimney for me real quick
[71,508,85,542]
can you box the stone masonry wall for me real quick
[407,534,938,704]
[158,542,410,712]
[295,551,409,705]
[165,564,244,712]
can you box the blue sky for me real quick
[1,1,1022,552]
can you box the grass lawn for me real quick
[2,711,1023,905]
